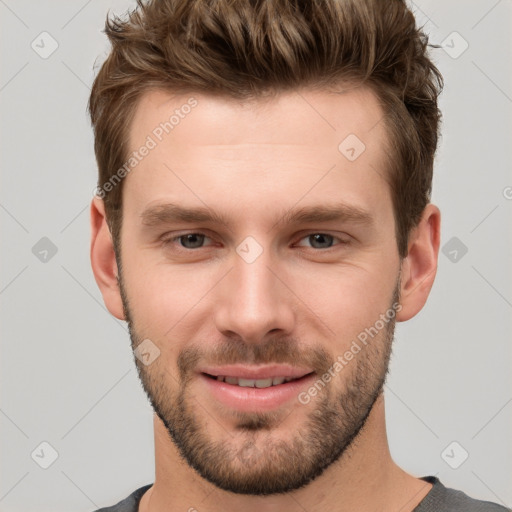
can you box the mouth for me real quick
[197,366,317,412]
[202,373,314,388]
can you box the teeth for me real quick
[214,375,299,387]
[254,379,274,388]
[234,378,250,387]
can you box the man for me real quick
[88,0,509,511]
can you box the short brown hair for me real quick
[88,0,443,259]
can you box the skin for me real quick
[90,85,441,512]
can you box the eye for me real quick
[162,232,213,250]
[295,233,348,249]
[160,231,349,253]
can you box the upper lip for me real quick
[198,364,314,380]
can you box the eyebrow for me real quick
[274,203,373,229]
[140,202,373,230]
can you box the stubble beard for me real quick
[118,270,398,496]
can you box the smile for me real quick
[203,374,309,388]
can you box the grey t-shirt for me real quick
[93,476,510,511]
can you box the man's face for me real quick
[117,86,402,495]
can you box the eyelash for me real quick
[160,231,350,252]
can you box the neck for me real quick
[139,394,432,512]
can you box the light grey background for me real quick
[1,1,511,511]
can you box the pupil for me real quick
[181,234,204,248]
[310,234,333,249]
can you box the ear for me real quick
[90,196,125,320]
[396,203,441,322]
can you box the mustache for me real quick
[176,336,333,383]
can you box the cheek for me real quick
[289,261,398,341]
[122,254,215,337]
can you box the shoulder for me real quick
[415,476,510,512]
[91,484,153,512]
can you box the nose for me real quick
[213,244,296,344]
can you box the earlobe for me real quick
[396,204,441,322]
[90,196,126,320]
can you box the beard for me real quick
[118,270,399,496]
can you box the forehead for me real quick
[123,85,392,228]
[130,85,387,150]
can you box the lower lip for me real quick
[198,373,316,412]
